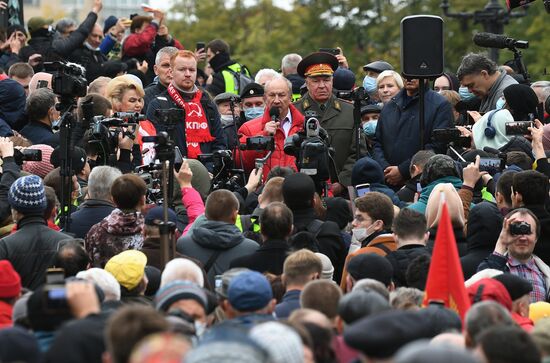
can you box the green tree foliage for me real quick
[167,0,549,81]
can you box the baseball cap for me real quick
[27,17,53,34]
[228,271,273,312]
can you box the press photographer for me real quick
[237,74,305,178]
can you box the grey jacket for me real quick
[176,220,259,286]
[479,69,518,113]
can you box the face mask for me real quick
[194,321,206,337]
[459,87,474,100]
[352,223,376,242]
[219,114,235,126]
[363,76,378,94]
[362,120,378,137]
[244,106,265,120]
[495,97,506,110]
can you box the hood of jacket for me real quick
[192,220,245,249]
[419,176,462,206]
[210,52,234,73]
[104,209,144,235]
[466,202,503,251]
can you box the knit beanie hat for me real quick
[503,84,539,120]
[8,175,47,214]
[21,144,54,178]
[0,260,21,298]
[351,156,385,186]
[103,15,118,34]
[249,322,304,363]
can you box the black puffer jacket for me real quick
[460,202,502,279]
[386,244,431,287]
[0,216,70,289]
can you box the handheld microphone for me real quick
[473,32,529,50]
[269,107,280,122]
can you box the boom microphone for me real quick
[473,32,529,50]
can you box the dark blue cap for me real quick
[228,271,273,312]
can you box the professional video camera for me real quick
[198,150,245,192]
[432,128,471,148]
[239,136,275,169]
[88,115,140,165]
[44,61,87,99]
[154,108,185,131]
[335,86,369,103]
[284,111,335,192]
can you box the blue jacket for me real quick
[407,176,463,214]
[69,199,115,239]
[20,121,59,148]
[372,88,453,179]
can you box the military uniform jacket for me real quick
[294,93,366,186]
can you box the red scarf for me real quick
[167,84,216,158]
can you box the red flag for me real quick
[423,201,471,321]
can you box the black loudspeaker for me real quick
[401,15,444,78]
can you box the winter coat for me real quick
[205,52,243,97]
[229,238,290,275]
[479,70,518,113]
[69,199,116,239]
[386,244,431,287]
[237,104,305,178]
[86,209,145,267]
[372,88,453,179]
[427,226,468,257]
[20,121,59,147]
[407,176,463,214]
[176,220,259,286]
[0,79,26,132]
[67,45,108,84]
[461,202,503,279]
[0,216,70,289]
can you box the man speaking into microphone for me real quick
[237,74,305,177]
[457,52,517,113]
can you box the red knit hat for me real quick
[0,260,22,298]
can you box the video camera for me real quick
[239,136,275,169]
[284,111,334,190]
[335,86,370,103]
[44,61,87,99]
[198,150,244,192]
[154,108,185,131]
[432,128,471,148]
[88,115,140,164]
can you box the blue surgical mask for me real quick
[362,120,378,137]
[495,97,506,110]
[363,76,378,94]
[244,106,265,120]
[459,87,474,100]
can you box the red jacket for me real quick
[122,23,159,58]
[237,104,304,178]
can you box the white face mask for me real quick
[352,223,376,242]
[194,321,206,337]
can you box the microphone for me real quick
[473,32,529,50]
[269,107,280,122]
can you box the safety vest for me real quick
[221,63,249,95]
[291,93,302,102]
[235,214,261,233]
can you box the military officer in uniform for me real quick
[294,52,366,193]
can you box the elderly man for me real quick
[294,52,366,190]
[478,208,550,303]
[147,50,226,160]
[143,46,179,112]
[457,53,517,112]
[238,74,305,177]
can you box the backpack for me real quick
[224,64,253,95]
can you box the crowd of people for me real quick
[1,1,550,362]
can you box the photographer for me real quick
[478,208,550,303]
[237,75,304,177]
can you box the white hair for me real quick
[376,70,404,89]
[264,74,293,96]
[76,268,121,301]
[255,68,279,84]
[161,258,204,288]
[281,53,302,74]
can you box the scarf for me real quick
[167,84,215,158]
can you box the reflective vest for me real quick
[291,93,302,102]
[221,63,249,95]
[235,214,261,233]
